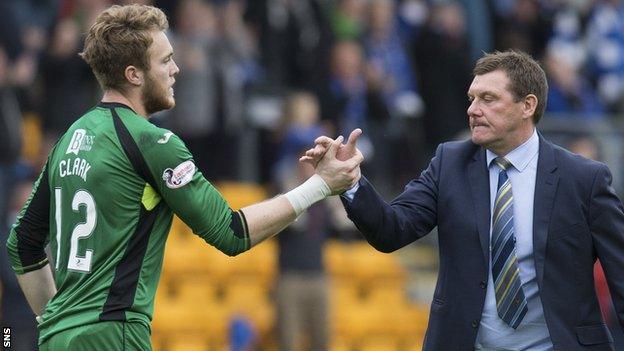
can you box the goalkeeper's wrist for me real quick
[284,174,331,216]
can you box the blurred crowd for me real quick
[3,0,624,195]
[3,0,624,349]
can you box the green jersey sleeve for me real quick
[137,128,250,256]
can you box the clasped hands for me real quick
[300,128,364,195]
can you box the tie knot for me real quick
[495,157,512,171]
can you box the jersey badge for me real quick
[163,160,196,189]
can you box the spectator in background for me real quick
[565,134,602,161]
[12,26,46,92]
[413,1,472,154]
[457,0,494,63]
[273,92,329,187]
[273,91,356,350]
[0,46,23,243]
[244,0,333,91]
[4,24,46,130]
[275,151,333,351]
[546,2,587,71]
[544,47,605,118]
[1,177,37,351]
[168,0,260,180]
[56,0,109,28]
[167,0,219,176]
[0,0,57,60]
[585,0,624,113]
[39,17,98,153]
[319,40,387,175]
[494,0,552,59]
[365,0,425,192]
[365,0,422,121]
[0,1,25,60]
[35,0,107,166]
[593,261,624,350]
[396,0,429,41]
[328,0,367,41]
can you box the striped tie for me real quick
[491,157,527,329]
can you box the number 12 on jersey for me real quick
[54,188,97,273]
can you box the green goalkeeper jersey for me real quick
[7,102,251,344]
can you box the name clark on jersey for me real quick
[59,157,92,181]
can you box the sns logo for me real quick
[163,160,196,189]
[3,327,10,348]
[66,129,95,155]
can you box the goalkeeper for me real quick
[6,4,363,350]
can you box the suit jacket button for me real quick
[479,280,486,289]
[472,319,479,328]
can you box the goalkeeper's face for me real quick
[143,30,179,115]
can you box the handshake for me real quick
[284,128,364,216]
[300,128,364,195]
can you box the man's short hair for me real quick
[473,50,548,124]
[79,4,168,91]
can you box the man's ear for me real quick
[522,94,538,121]
[124,65,143,87]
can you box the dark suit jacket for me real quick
[342,135,624,350]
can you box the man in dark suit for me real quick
[302,50,624,350]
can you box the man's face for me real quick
[142,30,179,115]
[467,70,529,154]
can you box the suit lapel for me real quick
[533,135,559,288]
[468,147,491,264]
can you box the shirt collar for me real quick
[486,128,539,172]
[97,101,137,114]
